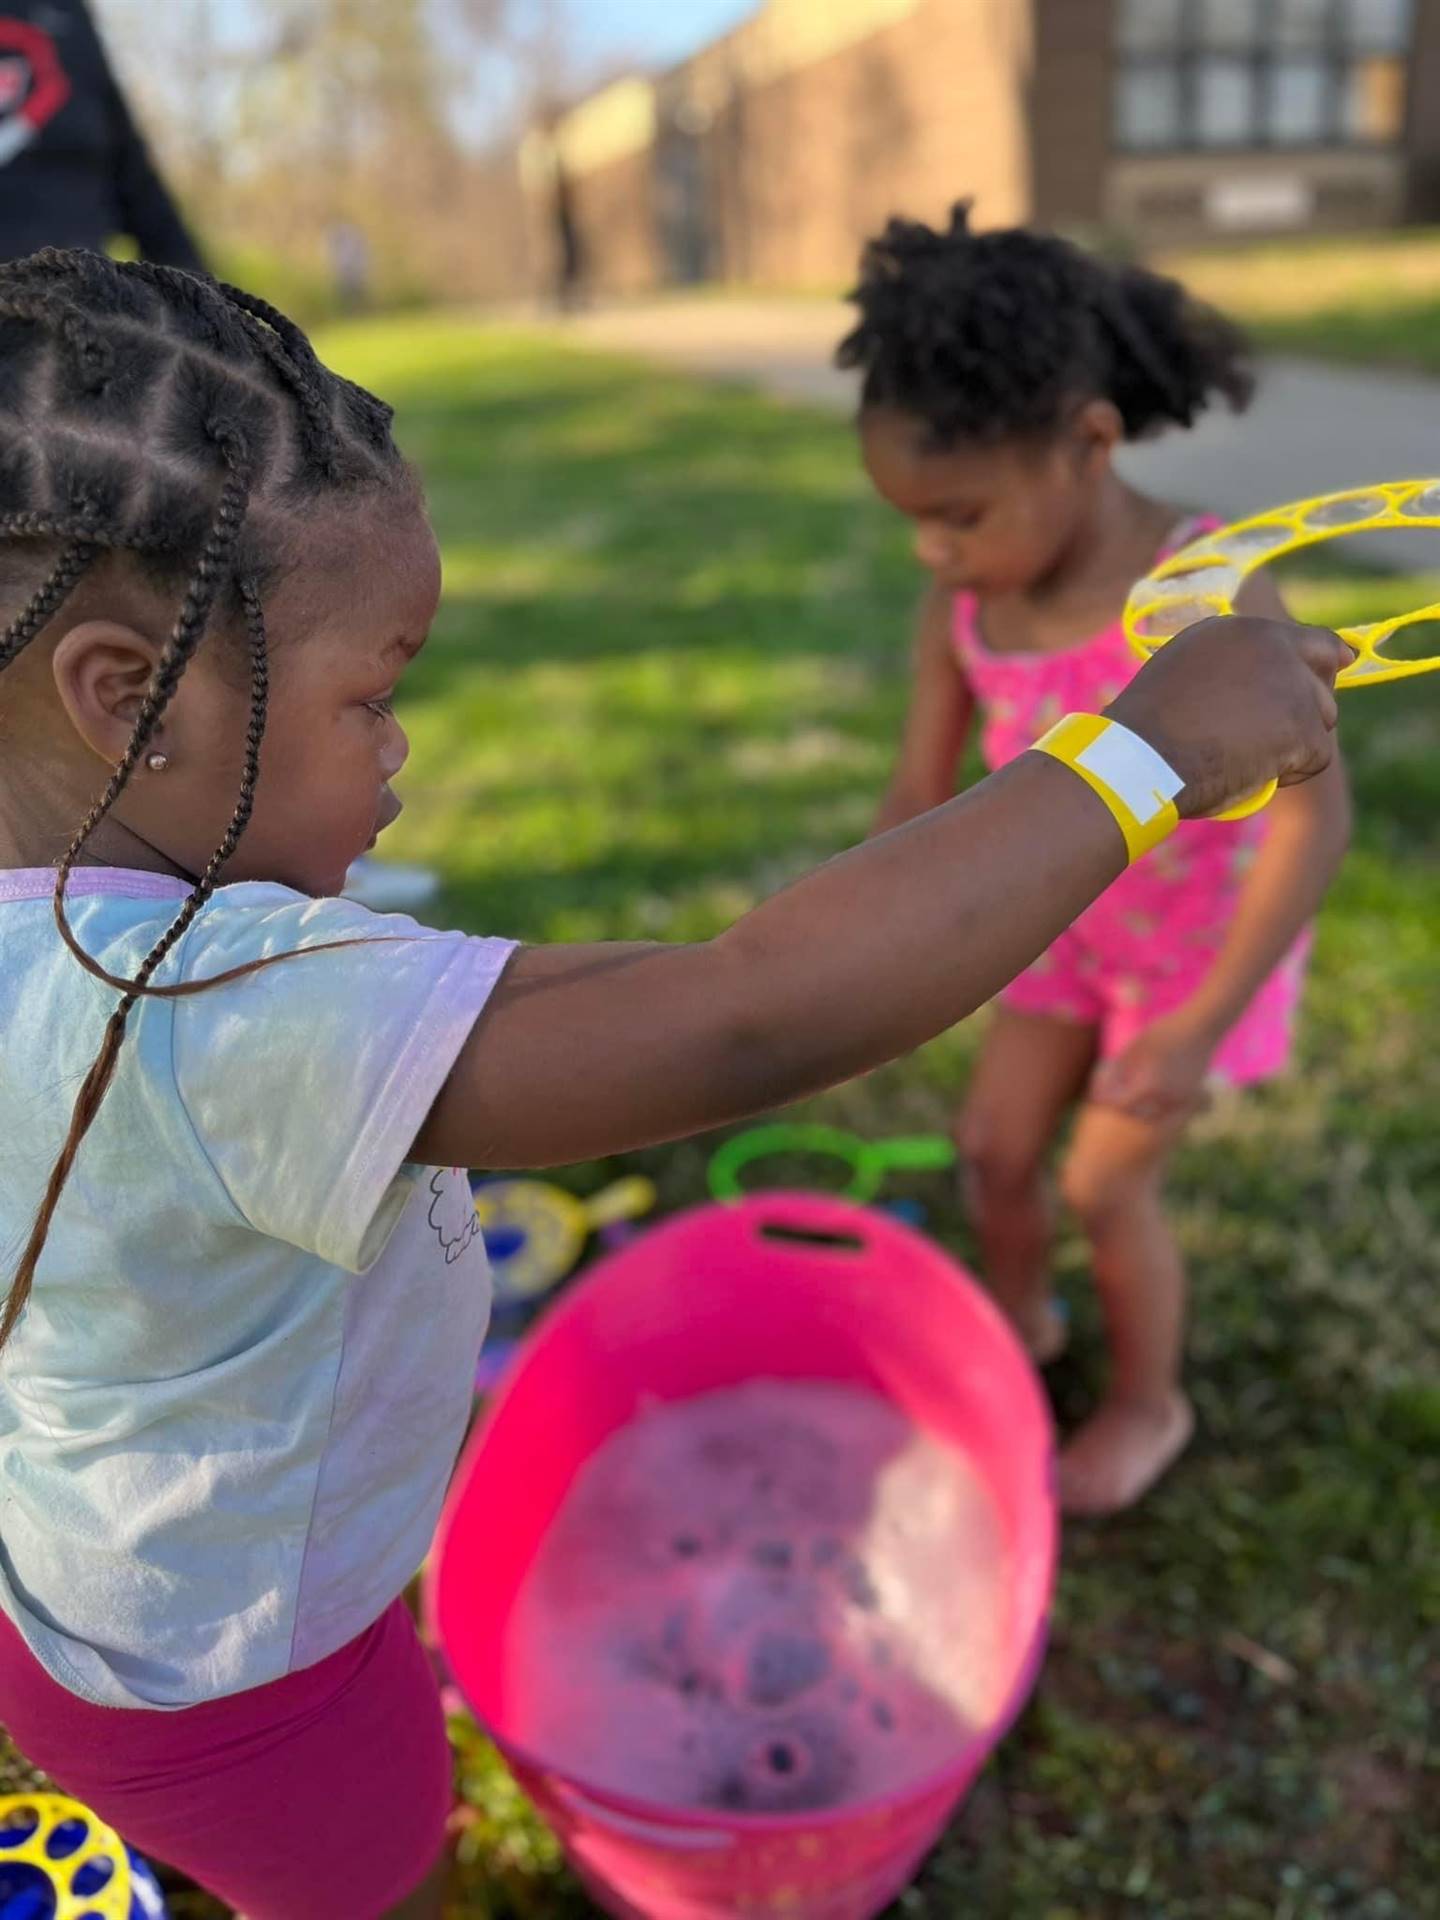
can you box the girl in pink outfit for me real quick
[843,207,1351,1515]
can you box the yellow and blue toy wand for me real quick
[0,1794,133,1919]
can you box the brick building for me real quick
[519,0,1440,298]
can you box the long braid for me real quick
[0,511,119,543]
[232,577,271,859]
[51,473,254,999]
[69,572,270,998]
[53,434,253,979]
[0,538,101,669]
[0,246,411,1351]
[0,441,262,1347]
[1,1004,132,1350]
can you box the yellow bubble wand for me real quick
[1124,479,1440,819]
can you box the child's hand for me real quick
[1089,1012,1216,1124]
[1108,616,1347,820]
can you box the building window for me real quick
[1344,0,1410,47]
[1118,0,1188,49]
[1196,56,1257,143]
[1274,0,1331,46]
[1115,64,1186,147]
[1199,0,1264,45]
[1113,0,1411,151]
[1269,56,1331,140]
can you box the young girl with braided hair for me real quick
[0,248,1345,1917]
[843,206,1352,1517]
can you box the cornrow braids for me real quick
[837,201,1255,447]
[132,261,344,481]
[0,246,415,1352]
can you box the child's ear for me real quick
[1073,397,1124,468]
[50,621,165,764]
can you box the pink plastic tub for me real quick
[428,1195,1056,1920]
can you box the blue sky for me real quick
[206,0,758,72]
[570,0,755,69]
[184,0,760,142]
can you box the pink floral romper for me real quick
[954,520,1310,1085]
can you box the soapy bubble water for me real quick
[505,1381,1010,1814]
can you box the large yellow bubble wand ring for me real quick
[1124,480,1440,819]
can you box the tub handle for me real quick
[757,1219,867,1252]
[747,1192,883,1253]
[548,1779,735,1851]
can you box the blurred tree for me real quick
[97,0,572,309]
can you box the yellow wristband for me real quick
[1030,713,1182,865]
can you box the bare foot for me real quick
[1058,1391,1194,1516]
[999,1296,1070,1367]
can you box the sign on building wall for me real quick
[1205,174,1316,229]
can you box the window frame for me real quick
[1111,0,1412,155]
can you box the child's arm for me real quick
[413,618,1345,1171]
[1093,578,1352,1122]
[871,584,974,834]
[419,757,1123,1168]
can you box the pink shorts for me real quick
[0,1599,450,1919]
[1002,922,1312,1088]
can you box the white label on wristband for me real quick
[1076,723,1184,824]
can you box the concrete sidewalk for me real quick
[559,298,1440,572]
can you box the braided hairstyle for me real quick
[0,248,413,1351]
[838,202,1254,447]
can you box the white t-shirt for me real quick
[0,869,515,1709]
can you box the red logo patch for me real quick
[0,21,71,167]
[0,55,27,113]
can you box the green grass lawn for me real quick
[6,318,1437,1917]
[1159,229,1440,377]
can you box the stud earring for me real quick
[146,752,170,773]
